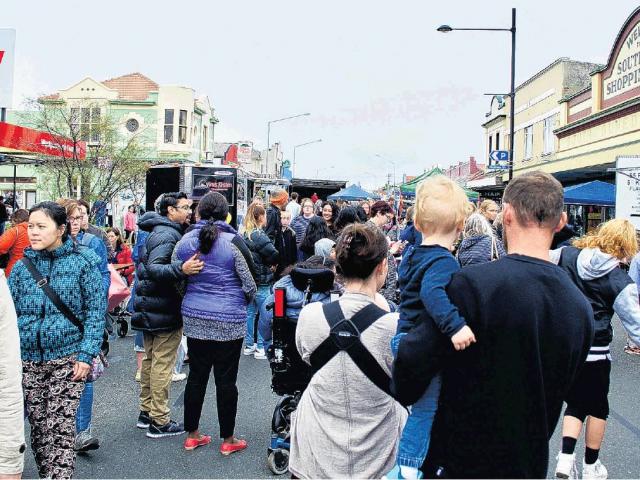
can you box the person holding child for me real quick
[386,176,475,480]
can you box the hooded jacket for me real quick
[177,221,256,324]
[457,234,506,267]
[8,238,107,364]
[244,228,279,285]
[132,212,185,333]
[553,246,640,353]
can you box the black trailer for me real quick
[289,178,346,200]
[145,164,239,228]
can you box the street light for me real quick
[266,112,310,175]
[437,7,516,181]
[375,154,396,188]
[293,139,322,178]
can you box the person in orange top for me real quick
[0,209,30,277]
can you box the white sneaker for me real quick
[555,452,578,479]
[254,347,267,360]
[583,460,608,480]
[171,372,187,382]
[243,344,256,356]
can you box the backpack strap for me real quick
[309,300,392,396]
[20,257,84,333]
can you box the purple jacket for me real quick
[176,221,247,323]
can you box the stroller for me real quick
[266,265,336,475]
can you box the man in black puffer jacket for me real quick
[132,192,203,439]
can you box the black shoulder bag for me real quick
[21,257,84,333]
[309,300,392,396]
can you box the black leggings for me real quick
[564,359,611,421]
[183,337,243,438]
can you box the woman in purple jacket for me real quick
[176,192,256,455]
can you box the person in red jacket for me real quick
[0,209,30,277]
[106,227,134,285]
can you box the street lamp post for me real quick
[293,139,322,178]
[266,112,310,176]
[438,7,516,181]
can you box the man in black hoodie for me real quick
[132,192,203,438]
[420,172,594,478]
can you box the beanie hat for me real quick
[314,238,336,258]
[270,189,289,208]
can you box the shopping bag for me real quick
[108,264,130,311]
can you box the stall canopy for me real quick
[327,183,378,201]
[563,180,615,206]
[400,167,478,200]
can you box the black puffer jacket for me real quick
[265,205,284,259]
[132,212,185,332]
[244,229,279,285]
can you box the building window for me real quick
[488,135,493,154]
[164,109,174,143]
[203,126,208,151]
[524,125,533,160]
[126,118,139,133]
[543,116,555,154]
[179,110,188,144]
[71,107,101,143]
[496,132,500,150]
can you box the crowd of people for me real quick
[0,171,639,479]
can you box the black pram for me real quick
[266,265,336,475]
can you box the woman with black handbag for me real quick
[7,201,106,479]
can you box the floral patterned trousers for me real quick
[22,355,85,479]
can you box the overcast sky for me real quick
[4,0,639,188]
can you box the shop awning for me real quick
[563,180,615,206]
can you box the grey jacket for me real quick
[0,271,24,475]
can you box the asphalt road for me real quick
[22,318,640,479]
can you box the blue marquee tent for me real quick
[563,180,615,206]
[328,184,379,201]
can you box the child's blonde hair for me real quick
[243,203,266,235]
[281,210,292,220]
[573,218,638,260]
[414,176,472,235]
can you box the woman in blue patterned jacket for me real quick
[8,201,106,479]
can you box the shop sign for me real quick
[192,167,236,206]
[237,142,252,165]
[605,20,640,103]
[615,156,640,229]
[0,29,15,108]
[0,122,86,159]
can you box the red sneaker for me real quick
[183,434,212,451]
[219,439,247,456]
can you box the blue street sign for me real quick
[488,150,509,170]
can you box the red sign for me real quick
[0,122,86,159]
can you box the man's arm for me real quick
[146,234,185,282]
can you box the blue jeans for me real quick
[76,381,93,433]
[245,285,270,349]
[391,333,442,469]
[134,330,145,353]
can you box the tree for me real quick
[18,98,150,207]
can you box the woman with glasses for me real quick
[57,199,110,453]
[291,198,317,246]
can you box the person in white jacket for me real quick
[0,269,25,479]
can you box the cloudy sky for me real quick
[4,0,639,187]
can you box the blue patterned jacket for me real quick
[8,238,107,364]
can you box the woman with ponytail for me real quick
[175,192,257,455]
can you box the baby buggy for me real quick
[266,264,336,475]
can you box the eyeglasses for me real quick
[69,216,83,223]
[173,205,191,211]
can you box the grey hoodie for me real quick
[551,247,640,354]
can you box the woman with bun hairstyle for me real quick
[176,192,256,455]
[289,223,406,479]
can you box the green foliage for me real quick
[17,98,150,204]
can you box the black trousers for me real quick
[183,337,243,438]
